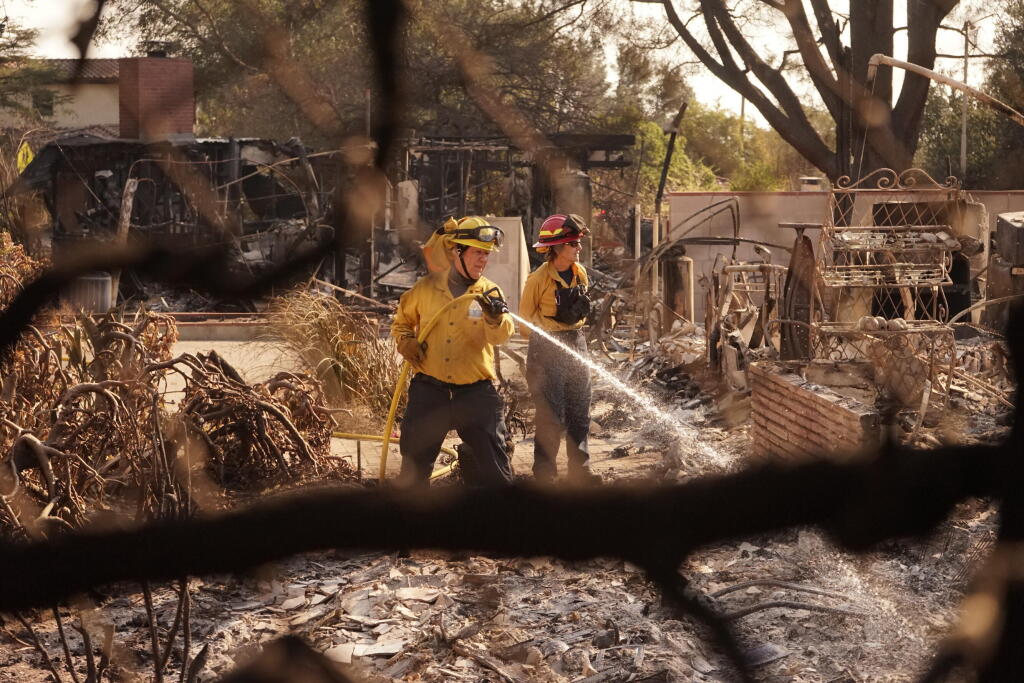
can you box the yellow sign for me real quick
[16,141,34,173]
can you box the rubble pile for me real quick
[1,209,1017,681]
[0,265,358,681]
[948,325,1015,413]
[0,308,1010,683]
[632,358,713,411]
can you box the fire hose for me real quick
[331,431,459,480]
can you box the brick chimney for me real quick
[118,56,195,140]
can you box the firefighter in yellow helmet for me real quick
[519,214,599,484]
[390,216,515,488]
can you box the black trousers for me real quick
[526,328,592,480]
[398,374,512,488]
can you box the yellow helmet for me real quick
[421,216,505,273]
[442,216,505,252]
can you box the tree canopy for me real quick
[0,22,63,123]
[95,0,831,210]
[100,0,619,144]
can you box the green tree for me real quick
[634,119,718,204]
[729,159,783,191]
[0,20,69,250]
[100,0,724,239]
[589,116,717,234]
[611,43,690,123]
[678,102,824,189]
[915,89,1002,187]
[916,0,1024,189]
[0,22,64,123]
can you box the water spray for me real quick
[507,312,729,470]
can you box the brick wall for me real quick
[750,362,880,459]
[119,58,194,140]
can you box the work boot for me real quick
[533,472,556,486]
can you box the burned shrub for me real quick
[267,290,401,421]
[177,352,350,490]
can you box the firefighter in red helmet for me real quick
[519,214,599,484]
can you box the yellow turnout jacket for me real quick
[391,269,514,384]
[518,261,589,338]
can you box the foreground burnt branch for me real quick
[0,441,1005,612]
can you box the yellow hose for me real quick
[378,292,478,480]
[332,431,458,460]
[333,431,396,442]
[379,364,410,479]
[331,432,457,480]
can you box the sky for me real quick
[4,0,1002,123]
[4,0,129,58]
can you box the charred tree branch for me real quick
[0,442,1005,612]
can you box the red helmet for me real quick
[533,214,589,251]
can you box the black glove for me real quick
[549,282,591,325]
[476,287,509,323]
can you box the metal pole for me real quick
[652,105,683,303]
[867,53,1024,129]
[633,203,641,261]
[654,103,688,214]
[960,21,971,178]
[652,214,660,299]
[365,88,372,138]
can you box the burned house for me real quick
[2,54,368,306]
[9,134,350,302]
[9,125,635,306]
[393,134,633,244]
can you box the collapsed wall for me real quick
[750,362,880,459]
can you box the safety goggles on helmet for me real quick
[561,214,587,237]
[450,225,504,249]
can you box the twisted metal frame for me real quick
[800,168,966,416]
[818,168,959,303]
[810,321,956,410]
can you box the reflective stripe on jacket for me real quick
[391,269,514,384]
[518,261,589,338]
